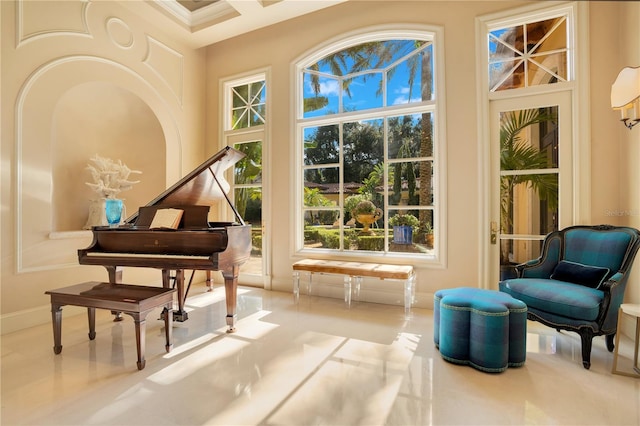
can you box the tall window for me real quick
[223,74,267,281]
[481,4,577,282]
[295,29,444,261]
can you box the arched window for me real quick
[294,27,445,264]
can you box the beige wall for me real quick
[594,1,640,305]
[2,0,639,335]
[0,0,206,333]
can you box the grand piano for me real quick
[78,146,252,332]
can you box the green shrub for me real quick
[319,230,340,249]
[357,235,385,251]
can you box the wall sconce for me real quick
[611,66,640,130]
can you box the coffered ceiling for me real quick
[125,0,347,48]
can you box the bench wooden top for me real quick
[293,259,413,280]
[45,281,175,313]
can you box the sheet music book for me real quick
[149,208,184,229]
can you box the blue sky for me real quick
[303,40,432,118]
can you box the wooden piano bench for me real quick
[45,281,176,371]
[292,259,415,316]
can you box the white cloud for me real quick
[306,79,340,96]
[392,86,421,105]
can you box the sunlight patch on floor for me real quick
[149,337,251,385]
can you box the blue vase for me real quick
[105,198,123,228]
[393,225,413,244]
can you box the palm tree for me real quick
[233,142,262,220]
[304,187,333,225]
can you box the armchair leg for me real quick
[606,334,615,352]
[579,329,594,369]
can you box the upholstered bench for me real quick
[434,287,527,373]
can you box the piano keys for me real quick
[78,146,252,332]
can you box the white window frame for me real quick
[292,25,447,267]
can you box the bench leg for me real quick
[344,276,352,307]
[87,307,96,340]
[353,276,362,302]
[293,271,300,302]
[404,273,415,317]
[307,272,313,296]
[51,304,63,354]
[132,314,147,371]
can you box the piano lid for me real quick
[125,146,245,224]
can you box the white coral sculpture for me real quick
[85,154,141,199]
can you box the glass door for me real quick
[489,92,572,287]
[227,132,267,287]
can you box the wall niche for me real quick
[51,82,165,231]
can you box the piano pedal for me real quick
[173,310,189,322]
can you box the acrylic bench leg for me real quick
[354,276,362,302]
[344,276,352,307]
[293,271,300,302]
[307,272,313,296]
[404,273,415,317]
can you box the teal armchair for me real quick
[500,225,640,369]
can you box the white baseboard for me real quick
[1,304,86,335]
[2,280,434,335]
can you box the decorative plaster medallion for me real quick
[106,17,134,49]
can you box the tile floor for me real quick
[2,284,639,425]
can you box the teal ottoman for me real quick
[434,287,527,373]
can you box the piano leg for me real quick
[106,265,123,283]
[106,266,124,322]
[222,265,240,333]
[163,269,189,322]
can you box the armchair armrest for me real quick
[515,234,562,278]
[599,272,623,292]
[599,271,629,331]
[517,259,555,278]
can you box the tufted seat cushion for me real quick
[434,287,527,373]
[499,278,604,321]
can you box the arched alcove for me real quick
[52,82,166,231]
[16,55,184,272]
